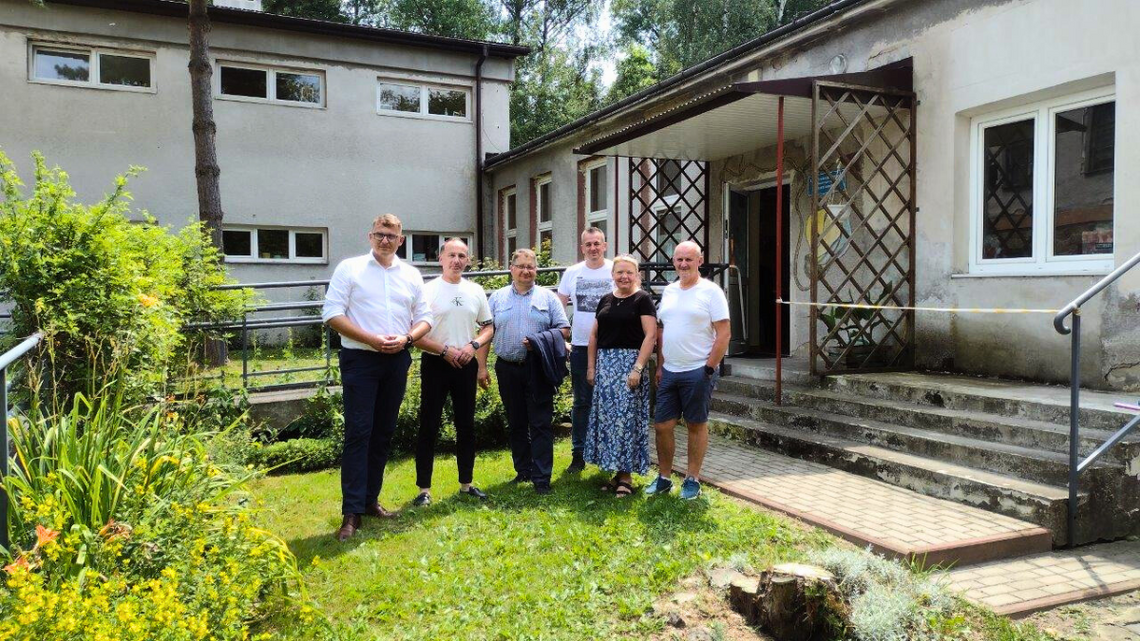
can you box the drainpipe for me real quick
[475,45,489,260]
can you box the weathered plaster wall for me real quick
[0,0,514,285]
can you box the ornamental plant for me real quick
[0,149,248,405]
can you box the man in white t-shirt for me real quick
[412,238,495,506]
[556,227,614,472]
[646,241,731,501]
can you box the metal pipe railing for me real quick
[1,332,43,550]
[1053,248,1140,546]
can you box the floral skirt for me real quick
[583,348,650,474]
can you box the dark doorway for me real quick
[727,184,789,357]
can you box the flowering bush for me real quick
[0,149,248,405]
[0,392,321,640]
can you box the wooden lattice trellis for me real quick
[628,159,709,283]
[810,80,917,375]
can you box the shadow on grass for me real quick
[282,452,721,567]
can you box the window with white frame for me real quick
[502,187,518,262]
[217,63,324,106]
[535,175,553,250]
[584,160,609,249]
[970,89,1115,274]
[222,226,327,263]
[377,79,469,119]
[396,233,474,264]
[30,44,154,91]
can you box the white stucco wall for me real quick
[0,0,516,286]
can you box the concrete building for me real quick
[0,0,526,283]
[483,0,1139,392]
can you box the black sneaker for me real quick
[534,483,552,495]
[460,486,488,500]
[509,473,531,484]
[566,450,586,473]
[412,492,432,507]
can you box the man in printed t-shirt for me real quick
[556,227,614,472]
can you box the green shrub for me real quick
[1,389,318,640]
[248,438,340,475]
[0,150,248,405]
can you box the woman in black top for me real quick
[585,255,657,497]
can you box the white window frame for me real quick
[968,87,1116,275]
[376,77,471,122]
[28,43,156,93]
[583,159,611,255]
[222,226,328,264]
[398,232,474,266]
[535,175,553,250]
[215,61,325,108]
[502,187,517,263]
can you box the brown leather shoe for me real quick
[364,502,398,519]
[336,514,361,542]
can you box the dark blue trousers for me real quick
[495,355,556,486]
[568,347,592,453]
[339,348,411,515]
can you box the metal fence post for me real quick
[1,365,8,551]
[1067,310,1081,548]
[241,314,249,390]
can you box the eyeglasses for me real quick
[512,264,537,271]
[369,232,400,243]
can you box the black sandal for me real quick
[614,481,635,498]
[601,474,621,493]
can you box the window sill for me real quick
[29,78,156,94]
[224,257,328,265]
[215,94,325,109]
[375,109,471,123]
[951,270,1110,279]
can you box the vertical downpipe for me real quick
[1067,311,1081,547]
[775,97,785,405]
[474,46,489,259]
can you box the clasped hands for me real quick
[369,334,409,354]
[441,343,477,369]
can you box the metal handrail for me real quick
[1,332,43,550]
[1053,248,1140,546]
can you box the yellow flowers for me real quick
[136,293,159,308]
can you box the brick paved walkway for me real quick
[653,427,1052,567]
[948,540,1140,617]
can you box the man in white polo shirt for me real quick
[323,214,432,541]
[411,238,494,506]
[645,241,731,501]
[556,227,613,472]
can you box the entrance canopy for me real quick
[575,59,913,161]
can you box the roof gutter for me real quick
[484,0,880,170]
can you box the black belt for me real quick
[497,357,526,366]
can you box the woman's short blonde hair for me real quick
[612,254,641,273]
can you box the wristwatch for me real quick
[405,334,415,348]
[469,339,482,350]
[703,365,716,376]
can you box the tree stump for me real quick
[726,563,842,641]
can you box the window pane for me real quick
[507,194,517,229]
[378,82,420,113]
[222,230,252,256]
[221,66,267,98]
[593,220,607,244]
[657,160,682,198]
[539,229,552,250]
[412,234,441,262]
[258,229,288,259]
[981,119,1034,259]
[295,232,324,258]
[539,182,551,223]
[396,243,408,259]
[35,49,89,82]
[99,54,150,87]
[1054,102,1114,256]
[276,72,321,104]
[507,236,517,257]
[428,88,466,117]
[590,165,607,212]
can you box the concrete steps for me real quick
[711,367,1140,546]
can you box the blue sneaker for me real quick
[680,477,702,500]
[644,475,674,496]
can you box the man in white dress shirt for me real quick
[322,214,432,541]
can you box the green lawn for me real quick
[252,440,836,640]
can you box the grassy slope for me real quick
[252,440,835,640]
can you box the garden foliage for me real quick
[0,150,247,404]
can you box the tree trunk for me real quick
[188,0,228,367]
